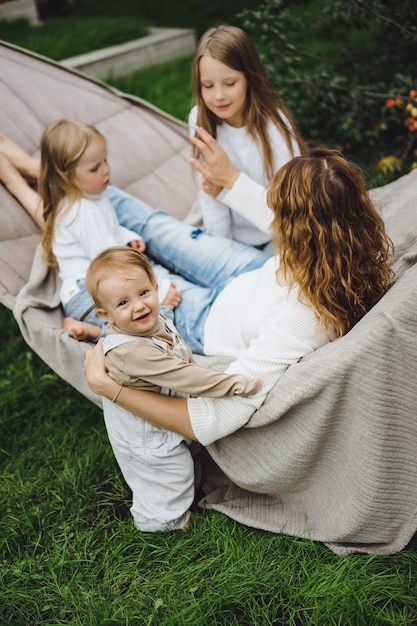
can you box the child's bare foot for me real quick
[0,133,40,181]
[62,317,102,341]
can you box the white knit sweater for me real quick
[189,257,329,445]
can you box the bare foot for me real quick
[0,152,44,228]
[62,317,102,342]
[0,133,40,181]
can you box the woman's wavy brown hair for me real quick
[39,119,106,267]
[191,24,306,179]
[268,148,394,338]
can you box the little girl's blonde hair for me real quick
[39,119,106,267]
[191,24,306,179]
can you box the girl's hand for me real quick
[201,178,223,197]
[84,339,118,399]
[162,282,182,310]
[190,125,239,190]
[129,239,146,253]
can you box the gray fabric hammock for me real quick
[2,41,417,556]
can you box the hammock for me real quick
[2,41,417,556]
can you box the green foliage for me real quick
[240,0,417,183]
[109,56,194,124]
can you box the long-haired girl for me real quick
[37,119,146,339]
[38,119,178,340]
[189,24,307,250]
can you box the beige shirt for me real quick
[104,316,260,398]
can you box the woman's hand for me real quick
[84,339,197,440]
[190,125,239,190]
[84,338,118,398]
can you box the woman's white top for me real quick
[190,257,329,445]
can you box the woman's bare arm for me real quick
[84,340,198,441]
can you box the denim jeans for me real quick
[107,185,269,354]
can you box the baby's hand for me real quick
[201,178,223,197]
[129,239,146,253]
[163,282,182,310]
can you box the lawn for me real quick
[2,301,417,624]
[1,2,417,624]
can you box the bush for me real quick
[240,0,417,183]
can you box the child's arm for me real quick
[191,124,301,235]
[74,198,143,259]
[201,178,223,197]
[106,341,261,398]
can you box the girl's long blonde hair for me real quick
[268,148,394,338]
[191,24,307,179]
[39,119,105,267]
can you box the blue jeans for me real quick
[108,186,269,354]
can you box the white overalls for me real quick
[102,327,195,532]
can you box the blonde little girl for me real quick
[0,120,181,340]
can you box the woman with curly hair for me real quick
[85,147,394,446]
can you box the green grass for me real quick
[109,56,194,124]
[0,0,260,61]
[2,302,417,625]
[71,0,260,35]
